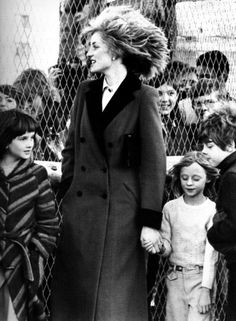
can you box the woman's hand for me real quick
[140,226,163,254]
[197,287,212,314]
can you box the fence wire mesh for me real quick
[1,0,236,320]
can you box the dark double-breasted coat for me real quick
[50,73,166,321]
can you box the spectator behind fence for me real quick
[13,68,66,161]
[190,78,223,122]
[157,151,218,321]
[156,61,196,155]
[48,56,88,125]
[0,84,25,111]
[0,109,59,321]
[196,50,235,101]
[50,5,168,321]
[199,106,236,321]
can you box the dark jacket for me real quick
[50,73,166,321]
[207,151,236,265]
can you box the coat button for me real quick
[102,167,107,173]
[80,137,86,143]
[77,191,83,197]
[101,193,107,199]
[108,142,113,148]
[81,166,86,171]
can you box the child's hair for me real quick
[169,151,219,197]
[0,109,38,158]
[199,103,236,150]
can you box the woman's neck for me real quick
[104,63,127,87]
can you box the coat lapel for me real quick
[85,73,141,155]
[85,77,105,154]
[102,73,141,129]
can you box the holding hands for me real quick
[140,226,164,254]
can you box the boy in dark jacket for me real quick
[199,103,236,321]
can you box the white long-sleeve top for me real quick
[161,195,218,289]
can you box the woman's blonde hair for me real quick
[82,5,169,80]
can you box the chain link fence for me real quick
[1,0,236,320]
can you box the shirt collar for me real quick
[103,74,127,94]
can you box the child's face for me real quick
[8,132,35,160]
[156,83,178,115]
[202,140,230,167]
[180,162,208,199]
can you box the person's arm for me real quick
[28,165,59,292]
[207,172,236,252]
[139,87,166,252]
[30,165,59,257]
[159,204,172,256]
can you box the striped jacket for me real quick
[0,157,59,321]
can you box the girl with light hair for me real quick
[51,5,169,321]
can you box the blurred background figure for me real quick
[196,50,235,101]
[190,78,224,122]
[156,61,197,155]
[0,84,25,111]
[13,68,65,160]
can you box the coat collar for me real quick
[85,73,141,155]
[217,151,236,174]
[86,73,141,131]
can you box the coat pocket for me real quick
[123,133,140,168]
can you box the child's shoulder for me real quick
[27,162,49,179]
[163,196,182,210]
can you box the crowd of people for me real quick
[0,4,236,321]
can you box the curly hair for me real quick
[82,5,169,79]
[169,151,219,198]
[0,109,38,158]
[199,103,236,150]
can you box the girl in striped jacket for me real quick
[0,109,59,321]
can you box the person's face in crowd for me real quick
[23,95,44,121]
[192,91,221,120]
[86,32,114,75]
[197,65,217,80]
[202,139,232,167]
[7,131,35,161]
[156,83,178,115]
[0,92,17,111]
[180,162,208,200]
[177,71,198,96]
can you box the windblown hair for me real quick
[82,5,169,79]
[0,109,38,158]
[199,103,236,150]
[169,151,219,198]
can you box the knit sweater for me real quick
[161,196,218,289]
[0,157,59,321]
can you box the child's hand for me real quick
[197,287,212,314]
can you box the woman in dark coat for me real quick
[50,6,169,321]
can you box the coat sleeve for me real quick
[207,171,236,253]
[30,165,59,259]
[138,86,166,229]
